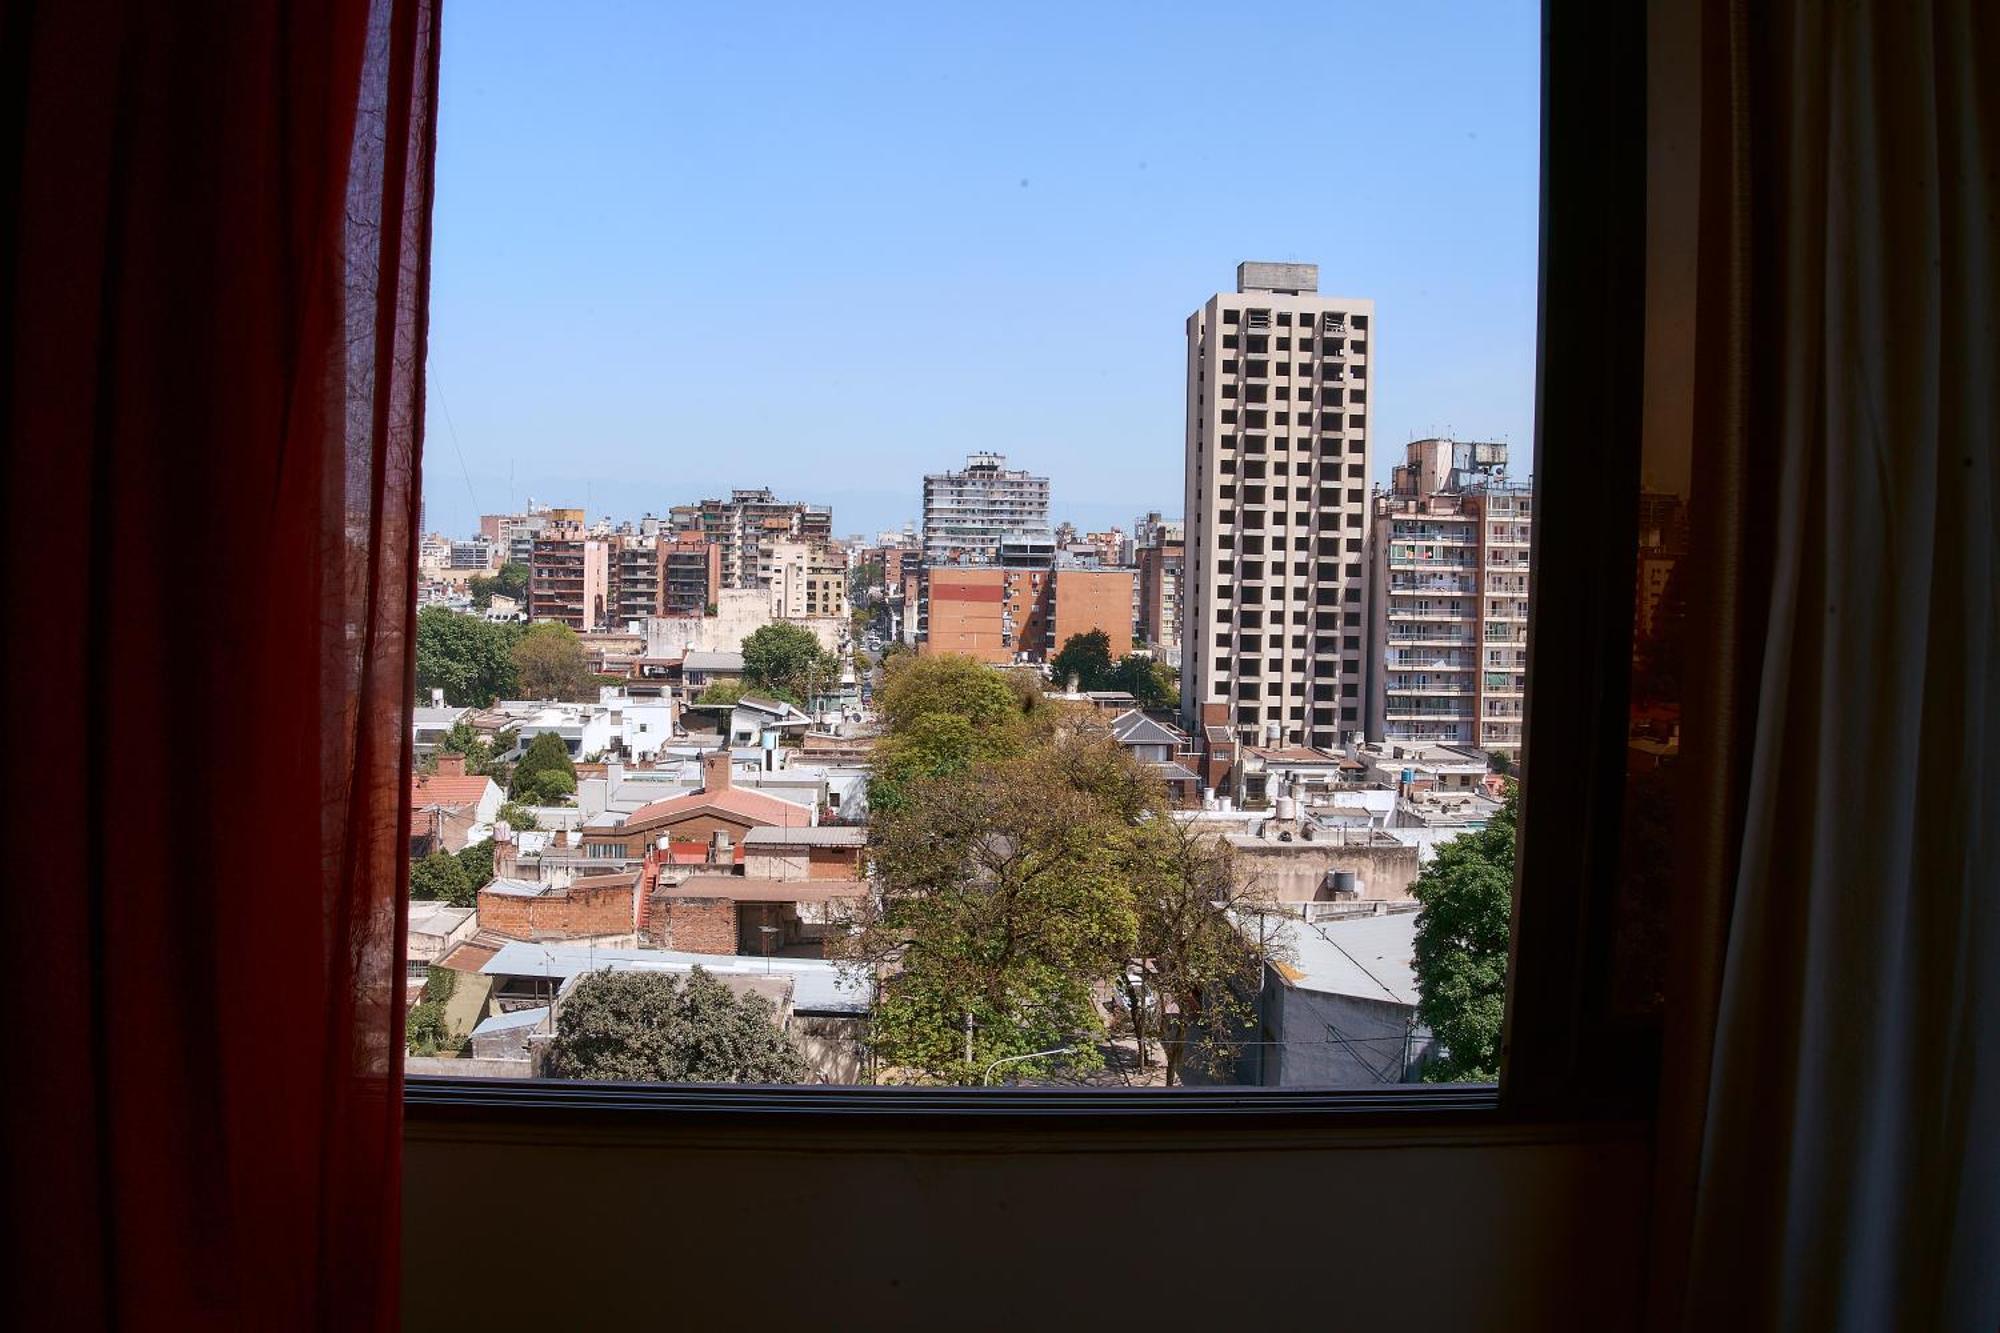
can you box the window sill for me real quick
[401,1076,1656,1154]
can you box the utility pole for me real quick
[964,1011,974,1068]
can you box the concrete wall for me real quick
[1228,838,1420,902]
[1256,975,1437,1086]
[644,591,845,658]
[405,1117,1649,1330]
[794,1015,869,1084]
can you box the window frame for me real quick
[405,0,1652,1129]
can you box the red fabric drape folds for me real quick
[1,2,439,1326]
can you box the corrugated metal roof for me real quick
[1269,911,1423,1006]
[471,1006,550,1036]
[481,941,872,1015]
[481,876,552,898]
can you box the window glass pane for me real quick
[410,2,1540,1089]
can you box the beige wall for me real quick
[405,1117,1648,1330]
[1228,838,1421,903]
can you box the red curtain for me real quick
[1,2,439,1326]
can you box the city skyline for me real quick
[419,0,1540,538]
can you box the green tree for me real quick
[410,850,475,906]
[454,838,496,892]
[415,605,521,706]
[546,968,812,1084]
[496,800,539,831]
[512,620,594,700]
[432,719,501,774]
[741,622,838,704]
[1126,814,1279,1085]
[1108,654,1179,709]
[1411,789,1518,1081]
[835,732,1142,1083]
[876,652,1027,735]
[1050,630,1115,692]
[467,561,529,610]
[510,731,576,804]
[405,966,463,1056]
[866,653,1036,811]
[695,679,746,707]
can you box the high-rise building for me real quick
[1364,437,1532,759]
[610,534,665,627]
[1181,262,1374,749]
[921,453,1051,566]
[1133,512,1185,656]
[528,522,611,632]
[663,532,721,615]
[921,560,1135,665]
[683,489,835,590]
[766,539,849,620]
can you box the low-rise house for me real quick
[1348,739,1492,795]
[727,696,814,747]
[476,869,643,945]
[412,700,471,757]
[406,902,476,1005]
[612,749,813,856]
[1210,906,1438,1088]
[408,754,504,854]
[1108,709,1203,807]
[681,649,745,690]
[1222,823,1421,904]
[477,940,873,1082]
[740,825,868,882]
[645,868,866,959]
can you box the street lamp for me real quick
[981,1046,1078,1086]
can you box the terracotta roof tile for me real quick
[625,786,812,830]
[409,774,497,809]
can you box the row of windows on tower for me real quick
[1220,309,1370,331]
[1218,358,1366,380]
[1205,420,1370,440]
[1216,334,1371,356]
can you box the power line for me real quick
[432,376,479,514]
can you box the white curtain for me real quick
[1663,0,1999,1327]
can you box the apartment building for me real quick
[766,539,849,620]
[1047,567,1134,659]
[922,567,1010,660]
[677,489,834,590]
[528,525,611,631]
[921,453,1051,566]
[663,532,721,615]
[1133,512,1185,655]
[1364,438,1533,760]
[920,554,1133,664]
[610,534,665,626]
[1182,262,1374,750]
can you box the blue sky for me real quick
[421,0,1541,539]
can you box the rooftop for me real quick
[742,825,869,848]
[409,773,498,809]
[1267,909,1423,1006]
[480,941,871,1015]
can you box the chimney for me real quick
[435,752,467,778]
[702,748,733,793]
[710,829,733,864]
